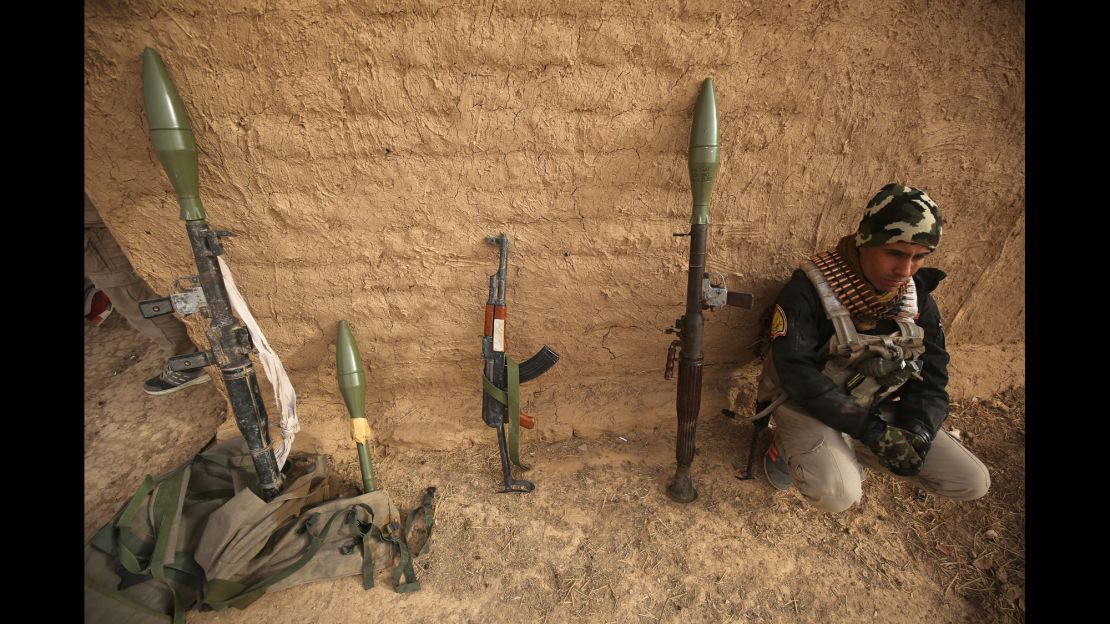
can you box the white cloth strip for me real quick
[217,256,300,468]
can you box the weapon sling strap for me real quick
[482,356,529,469]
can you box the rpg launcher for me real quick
[480,233,560,493]
[664,78,754,503]
[138,47,284,501]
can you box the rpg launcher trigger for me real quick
[480,233,560,493]
[138,239,253,375]
[664,271,753,380]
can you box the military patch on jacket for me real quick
[770,304,787,338]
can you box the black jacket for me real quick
[767,267,950,441]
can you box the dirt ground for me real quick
[85,312,1025,623]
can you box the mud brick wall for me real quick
[84,0,1025,453]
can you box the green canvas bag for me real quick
[84,437,435,623]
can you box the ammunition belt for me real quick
[809,249,911,321]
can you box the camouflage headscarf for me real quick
[855,183,943,250]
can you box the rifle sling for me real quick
[481,357,530,470]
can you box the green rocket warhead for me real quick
[336,320,377,492]
[688,78,720,225]
[142,47,207,222]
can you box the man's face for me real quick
[857,242,932,292]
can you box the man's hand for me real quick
[866,424,929,476]
[894,419,934,458]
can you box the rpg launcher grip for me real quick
[139,47,284,502]
[480,233,560,493]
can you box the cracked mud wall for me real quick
[84,0,1025,454]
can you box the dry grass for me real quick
[873,386,1026,622]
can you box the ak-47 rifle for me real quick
[664,78,754,503]
[480,233,560,493]
[138,48,284,501]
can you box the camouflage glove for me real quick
[893,419,934,460]
[859,420,928,476]
[855,357,923,387]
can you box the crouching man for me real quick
[756,183,990,512]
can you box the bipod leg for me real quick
[737,415,771,480]
[496,424,534,493]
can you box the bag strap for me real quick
[86,444,251,623]
[404,487,437,557]
[389,486,438,593]
[340,502,380,590]
[345,502,415,593]
[202,506,351,610]
[148,469,193,624]
[347,487,436,594]
[91,464,193,624]
[345,507,417,594]
[114,465,190,575]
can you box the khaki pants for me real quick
[772,401,991,513]
[84,193,193,355]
